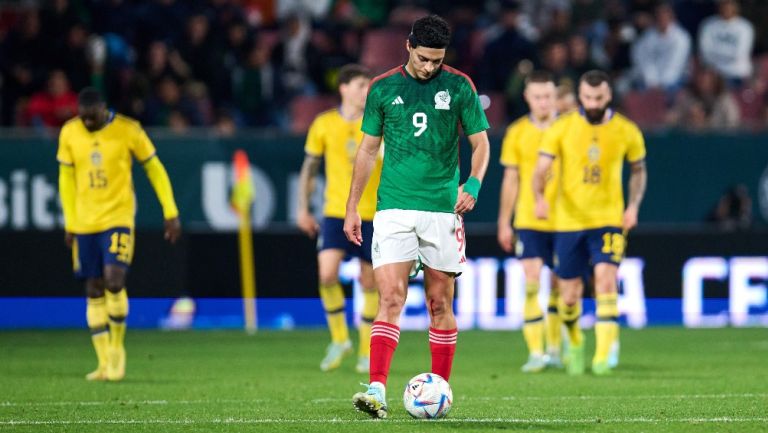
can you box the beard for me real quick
[583,106,609,124]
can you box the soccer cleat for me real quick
[352,382,387,418]
[521,354,547,373]
[85,367,108,381]
[320,340,352,372]
[592,361,612,376]
[107,347,126,381]
[566,344,585,376]
[608,340,620,368]
[545,351,564,369]
[356,356,369,373]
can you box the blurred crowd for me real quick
[1,0,767,133]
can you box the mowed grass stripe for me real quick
[2,417,768,426]
[2,392,765,407]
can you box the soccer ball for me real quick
[402,373,453,419]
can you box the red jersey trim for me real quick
[442,64,477,92]
[367,65,406,96]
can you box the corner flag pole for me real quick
[232,150,257,334]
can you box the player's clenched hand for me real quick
[297,210,319,238]
[497,224,514,253]
[64,232,74,249]
[535,198,549,220]
[344,211,363,246]
[623,205,639,231]
[454,185,476,214]
[164,217,181,244]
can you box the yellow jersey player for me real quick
[533,70,647,376]
[297,64,382,373]
[497,70,563,373]
[57,88,181,381]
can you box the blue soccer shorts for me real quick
[73,227,133,279]
[553,227,624,279]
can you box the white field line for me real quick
[1,393,765,407]
[1,417,767,426]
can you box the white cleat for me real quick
[608,340,620,368]
[356,356,369,373]
[320,340,352,372]
[521,354,547,373]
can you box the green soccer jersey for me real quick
[362,64,489,213]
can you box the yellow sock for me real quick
[86,297,109,369]
[594,292,619,365]
[359,289,378,356]
[320,283,348,344]
[558,297,583,347]
[545,287,562,354]
[522,281,544,355]
[106,288,129,349]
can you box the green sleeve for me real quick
[361,83,383,136]
[459,79,489,136]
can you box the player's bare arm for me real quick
[624,159,647,231]
[297,154,322,238]
[164,217,181,244]
[497,165,519,252]
[532,154,554,220]
[344,133,382,246]
[455,131,490,214]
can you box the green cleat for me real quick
[320,340,352,372]
[521,354,547,373]
[352,382,387,418]
[592,361,612,376]
[567,344,585,376]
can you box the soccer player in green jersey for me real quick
[344,15,490,418]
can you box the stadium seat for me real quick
[289,95,339,134]
[361,28,408,74]
[482,92,507,132]
[621,89,668,129]
[732,87,765,128]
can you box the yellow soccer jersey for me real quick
[57,113,157,234]
[500,115,559,231]
[304,108,382,220]
[540,110,646,231]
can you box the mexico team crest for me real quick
[434,90,451,110]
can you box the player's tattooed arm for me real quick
[297,154,322,237]
[624,159,647,231]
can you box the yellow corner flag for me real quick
[231,150,257,333]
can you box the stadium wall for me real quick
[2,229,767,329]
[1,131,767,230]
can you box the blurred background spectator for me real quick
[630,3,691,93]
[698,0,754,86]
[707,184,753,230]
[0,0,765,133]
[666,67,740,130]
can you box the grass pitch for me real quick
[1,327,766,432]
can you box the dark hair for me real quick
[525,70,555,86]
[580,70,611,87]
[337,64,372,86]
[408,15,451,49]
[78,87,104,107]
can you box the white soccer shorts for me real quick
[371,209,466,274]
